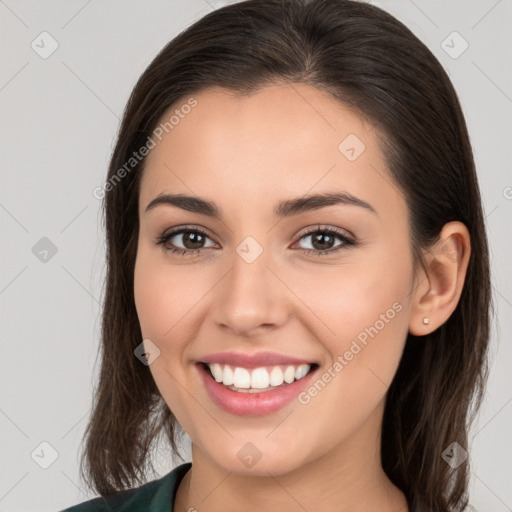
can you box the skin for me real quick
[133,83,471,512]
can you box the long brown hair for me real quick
[79,1,492,510]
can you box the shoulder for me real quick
[60,462,192,512]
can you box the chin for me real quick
[204,439,310,477]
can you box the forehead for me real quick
[139,83,405,222]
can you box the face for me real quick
[134,83,416,476]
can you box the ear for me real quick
[409,221,471,335]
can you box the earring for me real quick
[423,317,430,325]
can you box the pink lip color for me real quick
[197,362,318,416]
[199,351,315,369]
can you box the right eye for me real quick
[155,226,217,257]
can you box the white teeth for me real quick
[211,363,223,382]
[283,365,295,384]
[269,366,284,386]
[222,365,234,386]
[206,363,312,392]
[295,364,309,380]
[251,367,270,389]
[233,367,251,389]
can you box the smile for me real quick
[197,361,319,416]
[206,362,313,392]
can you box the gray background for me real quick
[0,0,511,510]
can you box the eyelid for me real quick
[158,224,217,241]
[293,224,355,243]
[158,223,354,242]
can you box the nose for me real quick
[210,246,291,338]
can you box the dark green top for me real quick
[60,462,192,512]
[61,461,424,511]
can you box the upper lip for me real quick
[198,351,317,369]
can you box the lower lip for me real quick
[197,363,318,416]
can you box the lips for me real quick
[199,351,317,369]
[196,351,319,416]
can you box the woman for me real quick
[61,0,492,511]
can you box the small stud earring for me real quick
[423,317,430,325]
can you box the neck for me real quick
[174,401,408,512]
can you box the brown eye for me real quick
[155,225,356,258]
[155,227,216,256]
[295,226,356,256]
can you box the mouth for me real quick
[200,361,319,393]
[196,361,320,416]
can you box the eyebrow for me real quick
[145,191,377,218]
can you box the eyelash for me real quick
[154,224,356,258]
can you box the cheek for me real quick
[287,245,413,417]
[134,247,204,342]
[133,258,168,340]
[292,254,412,350]
[293,247,412,425]
[133,248,203,431]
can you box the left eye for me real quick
[294,227,355,255]
[155,225,356,257]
